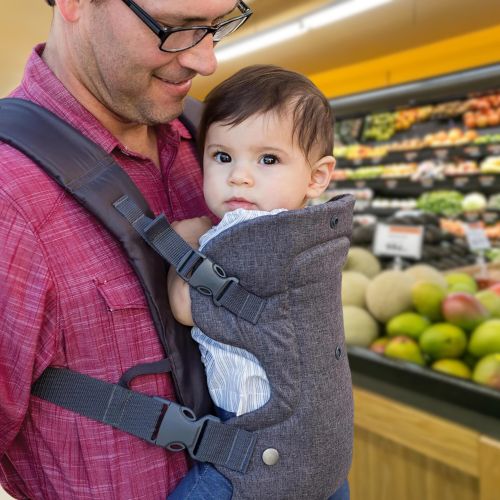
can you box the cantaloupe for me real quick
[344,247,381,279]
[343,305,379,347]
[404,264,447,288]
[365,270,414,323]
[342,271,370,308]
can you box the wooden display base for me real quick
[349,386,500,500]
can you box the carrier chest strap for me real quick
[113,195,266,325]
[32,368,256,473]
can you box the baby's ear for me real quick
[306,155,336,199]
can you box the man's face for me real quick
[77,0,238,125]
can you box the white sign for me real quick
[465,223,491,251]
[373,224,424,260]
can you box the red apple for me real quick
[488,283,500,297]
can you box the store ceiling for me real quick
[191,0,500,98]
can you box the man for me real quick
[0,1,251,498]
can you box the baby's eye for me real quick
[259,154,279,165]
[214,151,232,163]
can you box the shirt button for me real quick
[262,448,280,466]
[330,216,339,228]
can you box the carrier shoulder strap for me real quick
[0,98,257,472]
[0,96,209,415]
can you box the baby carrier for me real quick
[0,98,354,499]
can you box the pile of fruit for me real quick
[463,94,500,128]
[335,129,500,161]
[362,112,396,142]
[481,156,500,174]
[341,253,500,390]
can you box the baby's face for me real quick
[203,111,317,218]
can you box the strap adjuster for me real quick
[176,248,205,280]
[154,398,221,459]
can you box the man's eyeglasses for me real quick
[122,0,253,53]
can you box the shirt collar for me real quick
[16,44,189,154]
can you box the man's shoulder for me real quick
[0,141,66,222]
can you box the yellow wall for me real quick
[0,2,52,97]
[310,24,500,99]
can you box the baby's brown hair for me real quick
[199,65,334,163]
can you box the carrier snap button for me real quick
[330,216,339,228]
[335,346,343,359]
[262,448,280,466]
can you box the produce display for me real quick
[335,91,500,157]
[333,73,500,425]
[351,212,479,270]
[342,256,500,391]
[331,156,500,181]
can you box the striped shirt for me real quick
[191,208,285,416]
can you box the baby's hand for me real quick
[171,216,212,249]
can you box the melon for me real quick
[342,271,370,308]
[344,247,381,279]
[365,270,414,323]
[404,264,447,288]
[343,305,379,347]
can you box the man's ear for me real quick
[55,0,81,22]
[306,155,336,199]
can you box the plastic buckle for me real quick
[187,257,239,306]
[154,399,221,459]
[176,249,205,281]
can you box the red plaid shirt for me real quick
[0,45,211,499]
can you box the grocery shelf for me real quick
[353,207,400,217]
[347,345,500,421]
[329,63,500,119]
[330,174,500,197]
[336,142,500,169]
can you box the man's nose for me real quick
[177,34,218,77]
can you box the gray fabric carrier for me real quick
[190,195,355,499]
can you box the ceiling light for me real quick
[216,0,393,62]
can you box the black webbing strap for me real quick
[113,195,266,325]
[32,368,256,473]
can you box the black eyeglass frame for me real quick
[121,0,253,53]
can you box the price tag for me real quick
[355,181,367,188]
[421,178,434,188]
[465,223,491,251]
[373,224,424,260]
[487,144,500,155]
[453,177,469,188]
[435,149,448,160]
[464,146,481,157]
[405,152,418,161]
[385,179,398,189]
[479,176,495,187]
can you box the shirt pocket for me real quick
[94,272,149,312]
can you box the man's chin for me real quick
[140,99,186,126]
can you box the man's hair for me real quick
[199,65,334,162]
